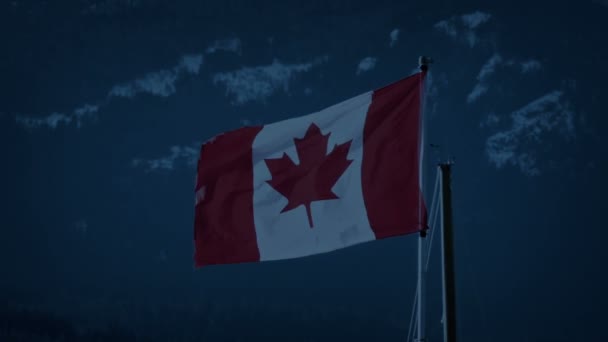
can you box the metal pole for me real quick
[415,56,432,342]
[416,233,427,342]
[439,163,457,342]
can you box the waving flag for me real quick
[194,71,427,267]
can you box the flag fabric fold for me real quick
[194,71,427,267]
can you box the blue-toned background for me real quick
[2,0,607,340]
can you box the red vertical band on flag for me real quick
[362,72,428,239]
[194,126,263,267]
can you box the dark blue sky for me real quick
[2,0,607,341]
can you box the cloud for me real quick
[467,53,502,103]
[132,144,199,172]
[477,54,503,79]
[206,38,242,55]
[461,11,492,29]
[434,11,492,47]
[17,54,202,130]
[520,59,542,73]
[109,70,178,97]
[356,57,377,75]
[108,40,238,99]
[389,29,400,47]
[16,104,99,129]
[485,91,574,176]
[180,54,205,73]
[480,112,500,128]
[467,54,543,104]
[434,21,457,38]
[72,104,100,127]
[109,54,203,98]
[108,41,234,99]
[17,37,240,131]
[213,56,327,105]
[16,113,71,129]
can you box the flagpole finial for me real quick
[418,56,433,71]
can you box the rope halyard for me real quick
[408,170,441,342]
[426,172,442,271]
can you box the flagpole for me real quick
[439,162,457,342]
[416,232,427,342]
[415,56,432,342]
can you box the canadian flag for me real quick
[194,71,427,267]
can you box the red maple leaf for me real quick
[264,123,353,228]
